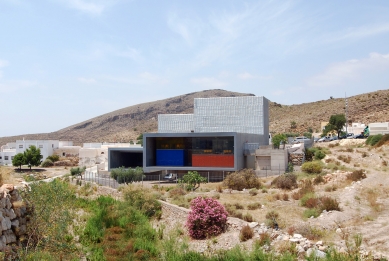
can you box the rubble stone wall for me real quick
[0,185,28,253]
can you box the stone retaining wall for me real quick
[0,184,28,253]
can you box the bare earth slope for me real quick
[1,89,389,146]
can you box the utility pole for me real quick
[345,93,348,134]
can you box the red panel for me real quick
[192,154,234,167]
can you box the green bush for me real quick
[314,150,326,160]
[249,188,258,196]
[41,159,54,167]
[303,208,319,218]
[301,161,323,174]
[366,134,383,146]
[46,155,60,162]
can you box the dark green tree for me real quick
[271,134,287,149]
[324,114,346,137]
[110,166,144,184]
[12,153,25,170]
[23,145,42,170]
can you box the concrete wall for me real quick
[369,122,389,135]
[54,146,81,157]
[255,146,288,176]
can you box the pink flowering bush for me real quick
[186,197,228,239]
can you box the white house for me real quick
[0,140,73,166]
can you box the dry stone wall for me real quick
[0,184,28,253]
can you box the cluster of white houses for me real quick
[1,96,389,176]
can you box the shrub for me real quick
[247,202,261,210]
[347,170,366,181]
[303,208,319,218]
[300,193,318,208]
[292,224,325,240]
[337,155,351,164]
[211,193,220,200]
[179,171,207,191]
[216,185,223,193]
[223,169,261,191]
[249,188,258,196]
[239,225,254,241]
[319,196,340,212]
[313,175,324,185]
[186,197,228,239]
[265,210,279,228]
[243,213,253,222]
[282,193,289,201]
[168,187,186,198]
[46,155,60,162]
[325,185,337,192]
[256,232,271,246]
[366,134,383,146]
[376,134,389,147]
[41,159,54,167]
[301,161,323,174]
[122,186,162,217]
[271,173,297,190]
[234,202,244,210]
[314,150,326,160]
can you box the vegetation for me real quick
[272,133,287,148]
[323,114,346,137]
[70,166,86,179]
[347,170,366,181]
[136,133,143,145]
[179,171,207,191]
[46,154,60,162]
[12,153,25,169]
[223,169,261,191]
[186,197,228,239]
[41,159,54,167]
[23,145,43,170]
[239,225,254,241]
[271,173,297,190]
[19,180,77,259]
[301,161,323,174]
[110,166,144,184]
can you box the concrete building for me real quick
[142,96,270,173]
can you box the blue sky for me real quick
[1,0,389,137]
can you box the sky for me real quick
[1,0,389,137]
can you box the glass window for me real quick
[5,156,8,160]
[19,145,23,148]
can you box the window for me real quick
[4,156,8,160]
[52,144,54,148]
[62,152,66,156]
[19,145,23,148]
[39,145,43,149]
[11,156,14,160]
[0,156,2,159]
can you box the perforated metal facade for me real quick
[158,114,194,133]
[194,96,268,135]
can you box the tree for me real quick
[110,166,144,184]
[23,145,42,170]
[179,171,207,191]
[12,153,25,170]
[70,166,86,179]
[290,121,297,129]
[136,133,143,146]
[271,134,287,149]
[324,114,346,138]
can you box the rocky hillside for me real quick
[1,89,388,146]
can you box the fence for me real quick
[80,165,287,190]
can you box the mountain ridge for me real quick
[1,89,388,146]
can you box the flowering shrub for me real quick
[186,197,228,239]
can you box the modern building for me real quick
[143,96,270,173]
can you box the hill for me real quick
[1,89,388,146]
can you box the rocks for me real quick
[248,222,258,228]
[306,248,326,258]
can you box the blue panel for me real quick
[156,149,185,166]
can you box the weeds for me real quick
[239,225,254,241]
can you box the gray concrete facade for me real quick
[108,147,143,171]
